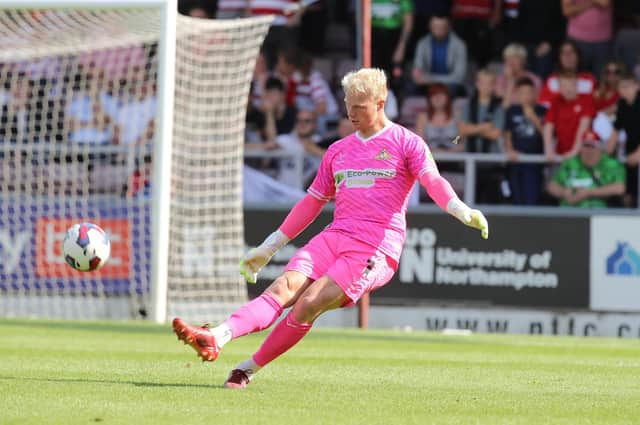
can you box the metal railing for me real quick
[243,149,640,209]
[2,143,636,208]
[433,152,639,209]
[244,148,305,190]
[434,152,548,205]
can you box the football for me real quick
[62,222,111,272]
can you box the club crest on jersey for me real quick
[375,148,391,160]
[334,168,396,189]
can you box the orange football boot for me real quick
[172,317,220,362]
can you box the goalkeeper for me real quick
[173,68,489,389]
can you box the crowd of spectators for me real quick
[182,0,638,208]
[1,1,638,209]
[0,49,158,197]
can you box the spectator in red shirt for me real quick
[543,71,595,161]
[538,40,597,109]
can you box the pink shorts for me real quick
[284,230,397,306]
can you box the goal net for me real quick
[0,5,271,322]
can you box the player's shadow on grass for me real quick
[0,375,228,389]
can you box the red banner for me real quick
[35,218,131,278]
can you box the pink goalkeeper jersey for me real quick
[307,121,437,261]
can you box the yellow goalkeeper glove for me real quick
[239,230,290,283]
[461,209,489,239]
[446,199,489,240]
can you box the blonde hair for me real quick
[503,43,527,61]
[341,68,388,102]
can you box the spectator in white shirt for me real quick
[102,79,156,146]
[65,72,112,145]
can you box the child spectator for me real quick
[543,72,595,161]
[458,69,506,203]
[459,69,504,154]
[261,76,297,139]
[504,77,546,205]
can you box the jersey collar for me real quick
[355,120,393,142]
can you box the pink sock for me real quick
[252,311,312,367]
[225,292,283,339]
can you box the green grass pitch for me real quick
[1,319,639,425]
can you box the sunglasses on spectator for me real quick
[606,68,620,75]
[297,117,314,123]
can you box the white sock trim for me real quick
[210,323,232,347]
[235,357,261,380]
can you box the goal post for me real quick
[0,1,271,323]
[148,0,176,325]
